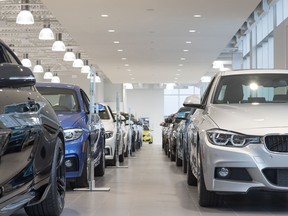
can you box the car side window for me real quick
[80,89,90,113]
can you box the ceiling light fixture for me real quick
[51,73,60,83]
[87,72,101,83]
[43,68,53,79]
[73,52,84,68]
[63,48,76,61]
[81,60,90,73]
[189,29,196,33]
[124,83,133,89]
[16,0,34,25]
[95,73,101,83]
[52,33,65,51]
[39,22,54,40]
[33,60,44,73]
[166,83,175,90]
[21,53,31,67]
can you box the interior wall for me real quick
[274,17,288,68]
[126,89,164,145]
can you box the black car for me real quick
[0,40,65,215]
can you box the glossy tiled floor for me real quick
[14,143,288,216]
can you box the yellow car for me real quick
[142,125,153,144]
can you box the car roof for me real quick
[219,69,288,76]
[35,82,81,91]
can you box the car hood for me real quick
[101,119,115,131]
[56,112,83,129]
[207,104,288,135]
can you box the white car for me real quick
[185,70,288,207]
[99,104,124,165]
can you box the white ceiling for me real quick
[0,0,261,85]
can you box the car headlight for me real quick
[64,128,83,141]
[206,129,262,147]
[105,131,113,139]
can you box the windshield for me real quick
[213,74,288,104]
[98,106,110,120]
[37,87,80,112]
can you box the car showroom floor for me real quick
[14,143,288,216]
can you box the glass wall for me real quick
[236,0,288,70]
[164,86,200,116]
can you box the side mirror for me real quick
[183,95,204,109]
[0,63,35,88]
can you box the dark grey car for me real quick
[0,40,65,216]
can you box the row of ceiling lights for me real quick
[15,0,101,83]
[167,14,202,89]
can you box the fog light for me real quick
[65,159,73,168]
[217,167,230,178]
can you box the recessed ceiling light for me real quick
[194,14,202,18]
[175,77,178,80]
[176,73,180,76]
[183,49,189,52]
[127,69,132,72]
[124,64,129,67]
[181,58,186,60]
[113,41,120,44]
[177,69,181,72]
[122,57,127,60]
[101,14,109,17]
[117,49,123,52]
[108,29,115,33]
[179,64,183,67]
[131,77,135,80]
[186,41,192,44]
[189,29,196,33]
[129,73,133,76]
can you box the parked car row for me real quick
[0,38,147,215]
[161,69,288,208]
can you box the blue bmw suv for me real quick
[36,83,106,188]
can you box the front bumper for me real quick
[65,139,86,179]
[105,135,117,160]
[201,134,288,193]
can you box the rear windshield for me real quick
[37,87,80,112]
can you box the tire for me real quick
[198,152,221,207]
[182,149,187,174]
[175,148,182,167]
[95,148,105,176]
[187,159,197,186]
[71,146,89,189]
[119,154,124,162]
[25,137,65,216]
[170,151,175,161]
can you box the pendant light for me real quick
[81,60,90,73]
[16,0,34,25]
[51,73,60,83]
[95,73,101,83]
[52,33,65,51]
[33,60,44,73]
[43,68,53,79]
[87,72,101,83]
[73,52,84,68]
[39,22,54,40]
[21,53,32,67]
[63,48,76,61]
